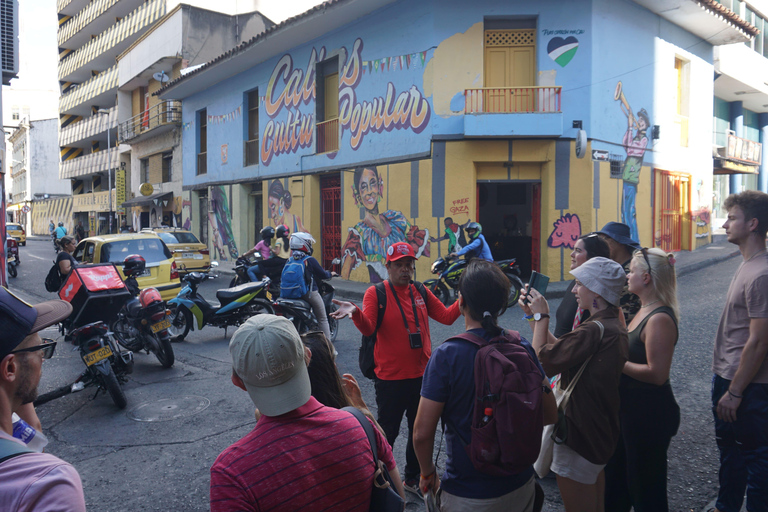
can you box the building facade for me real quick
[159,0,755,281]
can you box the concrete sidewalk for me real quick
[27,234,742,303]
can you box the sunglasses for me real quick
[639,247,652,271]
[11,338,57,359]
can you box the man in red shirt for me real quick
[332,241,461,494]
[210,314,401,511]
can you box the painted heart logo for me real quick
[547,36,579,67]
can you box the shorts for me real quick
[551,442,605,485]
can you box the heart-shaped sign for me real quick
[547,36,579,67]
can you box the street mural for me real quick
[340,165,430,282]
[430,216,469,253]
[615,81,649,242]
[261,38,431,165]
[173,195,192,230]
[268,180,305,232]
[210,185,239,261]
[547,36,579,67]
[547,213,581,249]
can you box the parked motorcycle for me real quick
[273,279,339,342]
[424,256,524,307]
[167,272,275,341]
[57,321,134,409]
[6,237,19,278]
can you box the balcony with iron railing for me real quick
[316,118,339,154]
[462,86,563,137]
[118,100,182,144]
[60,148,119,180]
[58,0,167,83]
[59,106,116,147]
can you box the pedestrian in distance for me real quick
[521,256,629,512]
[604,247,681,512]
[331,241,461,496]
[48,220,55,238]
[554,233,611,338]
[597,222,642,324]
[0,287,85,512]
[710,190,768,512]
[75,221,85,243]
[414,259,557,511]
[210,314,403,511]
[53,222,67,241]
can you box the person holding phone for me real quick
[520,257,629,512]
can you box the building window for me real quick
[22,106,30,120]
[244,89,259,166]
[11,106,18,120]
[140,158,149,183]
[674,57,690,147]
[316,56,339,154]
[162,152,172,183]
[197,109,207,175]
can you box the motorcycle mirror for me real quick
[331,258,341,265]
[211,261,219,267]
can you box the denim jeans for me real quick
[712,374,768,512]
[246,264,261,282]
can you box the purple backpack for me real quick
[452,330,544,476]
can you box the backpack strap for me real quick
[0,438,33,465]
[413,281,429,304]
[373,282,387,332]
[342,406,378,465]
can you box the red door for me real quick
[321,175,341,272]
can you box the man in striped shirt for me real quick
[210,315,402,511]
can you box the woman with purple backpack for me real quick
[414,260,557,511]
[521,257,629,512]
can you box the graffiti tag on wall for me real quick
[261,38,431,166]
[547,213,581,249]
[450,197,470,215]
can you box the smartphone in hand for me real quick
[522,271,550,305]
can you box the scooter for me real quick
[273,279,339,342]
[230,255,282,298]
[166,272,275,341]
[424,255,525,307]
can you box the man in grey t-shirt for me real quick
[711,190,768,512]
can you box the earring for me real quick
[593,299,598,309]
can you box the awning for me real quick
[713,158,760,175]
[121,192,173,208]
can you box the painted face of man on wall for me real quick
[268,195,284,225]
[357,168,380,212]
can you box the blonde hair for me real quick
[632,248,680,320]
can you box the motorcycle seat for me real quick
[216,281,265,302]
[276,297,308,308]
[496,258,516,266]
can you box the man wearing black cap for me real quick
[0,287,86,511]
[597,221,642,323]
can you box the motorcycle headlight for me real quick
[431,261,439,274]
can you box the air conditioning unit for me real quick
[0,0,19,86]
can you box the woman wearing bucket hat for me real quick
[520,257,629,512]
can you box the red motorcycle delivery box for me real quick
[59,263,131,327]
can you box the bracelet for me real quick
[420,469,436,480]
[727,389,743,399]
[523,314,534,322]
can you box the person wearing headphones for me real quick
[281,233,337,341]
[450,222,493,262]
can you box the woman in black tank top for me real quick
[604,248,681,512]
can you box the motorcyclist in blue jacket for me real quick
[450,221,493,262]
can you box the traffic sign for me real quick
[592,150,609,161]
[21,205,30,213]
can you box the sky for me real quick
[8,0,59,92]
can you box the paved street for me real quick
[11,238,737,511]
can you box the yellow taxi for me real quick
[6,223,26,246]
[142,228,211,274]
[73,233,181,300]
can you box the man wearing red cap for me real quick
[332,241,461,495]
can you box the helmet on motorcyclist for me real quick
[260,226,275,241]
[122,254,146,276]
[466,221,482,240]
[289,232,315,255]
[139,287,163,308]
[276,224,290,239]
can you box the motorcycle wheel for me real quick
[111,317,142,352]
[167,306,192,342]
[154,335,175,368]
[505,272,524,308]
[246,300,275,317]
[102,366,127,409]
[7,264,17,278]
[432,282,451,306]
[328,304,339,343]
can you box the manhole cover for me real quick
[127,396,210,422]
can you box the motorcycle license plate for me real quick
[150,318,172,333]
[266,290,272,300]
[83,346,113,366]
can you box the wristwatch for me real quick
[533,313,550,321]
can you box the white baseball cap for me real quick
[229,315,311,416]
[570,257,627,307]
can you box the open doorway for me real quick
[477,181,539,277]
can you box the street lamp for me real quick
[96,108,112,233]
